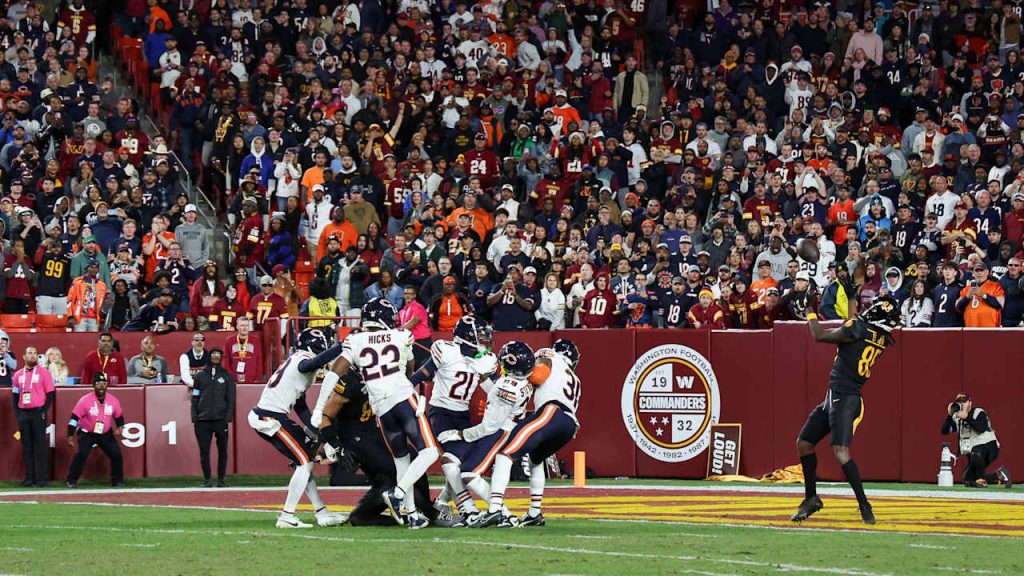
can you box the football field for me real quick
[1,479,1021,576]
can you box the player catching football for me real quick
[791,296,901,525]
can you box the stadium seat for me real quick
[0,313,35,332]
[35,315,70,331]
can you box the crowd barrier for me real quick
[1,326,1020,483]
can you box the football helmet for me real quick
[361,297,398,330]
[499,341,536,379]
[859,295,902,332]
[552,338,580,368]
[295,327,332,355]
[453,315,494,356]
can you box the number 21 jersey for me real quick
[340,329,415,416]
[829,319,888,396]
[428,340,498,412]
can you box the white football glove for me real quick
[436,430,462,444]
[316,442,340,465]
[310,410,323,428]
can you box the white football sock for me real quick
[284,462,313,515]
[488,455,514,513]
[441,459,477,513]
[305,478,326,512]
[398,447,439,512]
[392,454,411,503]
[528,460,545,516]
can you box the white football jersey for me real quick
[340,328,415,416]
[256,350,317,414]
[462,374,533,443]
[533,348,581,424]
[428,340,498,412]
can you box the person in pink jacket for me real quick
[13,346,56,487]
[66,373,126,488]
[845,18,884,65]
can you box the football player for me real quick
[316,298,439,529]
[791,296,901,525]
[478,339,582,528]
[246,327,348,529]
[435,340,537,526]
[317,367,449,527]
[411,316,498,518]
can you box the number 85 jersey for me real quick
[340,329,416,416]
[828,318,888,397]
[427,340,498,412]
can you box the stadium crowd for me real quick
[0,0,1022,357]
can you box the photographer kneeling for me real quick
[942,394,1013,488]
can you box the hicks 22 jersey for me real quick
[533,348,582,425]
[462,374,534,443]
[340,328,415,416]
[428,340,498,412]
[256,350,317,414]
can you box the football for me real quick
[796,238,820,263]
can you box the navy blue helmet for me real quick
[860,295,901,333]
[499,341,535,379]
[361,297,398,330]
[296,327,332,355]
[552,338,580,367]
[453,315,493,356]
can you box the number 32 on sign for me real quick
[706,423,742,477]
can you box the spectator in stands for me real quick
[122,288,178,332]
[429,275,470,332]
[69,235,110,286]
[689,289,727,330]
[225,318,262,384]
[44,348,69,387]
[190,260,224,330]
[902,280,935,328]
[299,277,339,329]
[271,265,302,318]
[366,269,403,310]
[248,274,288,333]
[175,204,208,269]
[127,335,169,384]
[66,373,126,488]
[3,238,35,312]
[34,237,72,315]
[999,257,1024,327]
[399,285,432,370]
[80,332,127,386]
[67,258,108,332]
[487,263,535,331]
[179,332,209,388]
[536,272,567,331]
[102,278,139,331]
[957,261,1006,327]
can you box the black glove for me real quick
[336,447,357,472]
[317,424,340,446]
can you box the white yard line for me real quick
[0,547,35,552]
[5,524,901,576]
[909,544,946,550]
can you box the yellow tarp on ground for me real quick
[707,464,805,483]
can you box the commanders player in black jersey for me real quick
[791,296,902,525]
[316,367,444,527]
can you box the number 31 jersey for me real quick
[428,340,498,412]
[340,328,415,416]
[829,319,888,397]
[532,348,582,426]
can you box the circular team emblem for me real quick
[620,344,721,462]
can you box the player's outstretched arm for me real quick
[298,345,344,375]
[806,312,855,344]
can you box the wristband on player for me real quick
[806,312,819,321]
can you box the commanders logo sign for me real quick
[620,344,721,462]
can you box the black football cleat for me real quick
[518,512,546,527]
[473,510,507,528]
[790,496,823,522]
[382,488,405,525]
[996,466,1013,489]
[859,504,876,525]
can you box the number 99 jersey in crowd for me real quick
[533,348,582,427]
[427,339,498,412]
[339,328,416,416]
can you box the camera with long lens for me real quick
[951,402,962,413]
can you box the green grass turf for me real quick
[0,474,994,493]
[1,502,1019,576]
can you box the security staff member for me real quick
[179,332,210,387]
[318,369,440,526]
[13,346,56,487]
[191,348,236,488]
[942,394,1013,488]
[66,373,126,488]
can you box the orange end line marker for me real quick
[574,451,586,488]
